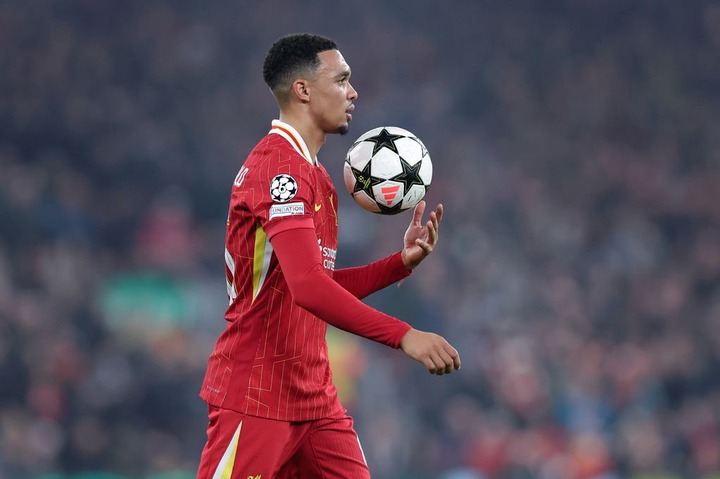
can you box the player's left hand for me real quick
[401,201,443,270]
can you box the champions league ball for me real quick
[343,126,432,215]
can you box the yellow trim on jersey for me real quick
[212,420,243,479]
[252,225,273,302]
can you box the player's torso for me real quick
[227,138,339,298]
[203,130,341,421]
[310,163,339,273]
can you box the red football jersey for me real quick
[200,121,409,421]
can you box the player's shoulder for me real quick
[232,137,311,195]
[247,134,314,175]
[247,132,306,162]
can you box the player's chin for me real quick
[337,122,350,136]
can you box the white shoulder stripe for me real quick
[269,119,316,165]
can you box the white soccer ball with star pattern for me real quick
[343,126,432,215]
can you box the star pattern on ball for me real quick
[377,201,405,215]
[392,155,426,192]
[349,160,384,194]
[417,139,429,157]
[363,128,405,156]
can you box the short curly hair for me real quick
[263,33,337,102]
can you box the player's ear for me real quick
[292,79,310,103]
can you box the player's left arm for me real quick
[333,252,410,300]
[333,201,442,298]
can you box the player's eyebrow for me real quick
[335,68,351,80]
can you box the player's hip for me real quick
[197,405,369,479]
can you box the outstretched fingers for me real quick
[434,203,444,224]
[424,204,443,246]
[411,200,427,227]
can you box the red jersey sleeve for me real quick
[333,252,412,300]
[270,228,412,349]
[245,148,317,235]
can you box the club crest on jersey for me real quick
[270,174,298,203]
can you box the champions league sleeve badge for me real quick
[270,174,298,203]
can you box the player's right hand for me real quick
[399,328,461,375]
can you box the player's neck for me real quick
[277,112,325,159]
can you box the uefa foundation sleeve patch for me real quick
[269,201,305,220]
[270,174,298,203]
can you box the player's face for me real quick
[308,50,358,136]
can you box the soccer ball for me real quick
[343,126,432,215]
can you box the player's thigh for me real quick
[291,412,370,479]
[197,405,296,479]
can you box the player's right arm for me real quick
[271,227,461,375]
[397,328,461,375]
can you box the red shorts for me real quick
[197,405,370,479]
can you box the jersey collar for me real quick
[270,120,317,165]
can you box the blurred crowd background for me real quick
[2,0,720,478]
